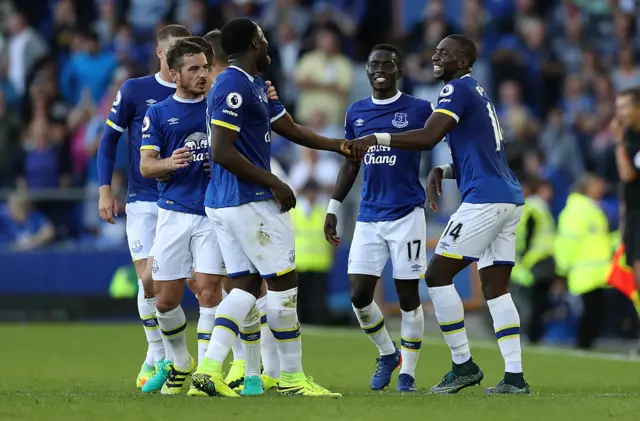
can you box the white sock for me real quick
[400,305,424,377]
[428,285,472,364]
[197,306,216,365]
[137,280,164,365]
[267,288,303,376]
[144,297,173,361]
[257,295,279,379]
[241,305,262,378]
[204,288,256,368]
[157,305,190,370]
[352,301,396,356]
[232,335,245,361]
[487,293,523,373]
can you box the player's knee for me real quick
[197,285,218,307]
[155,295,179,314]
[395,279,420,311]
[350,281,375,309]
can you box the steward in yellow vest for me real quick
[555,174,611,349]
[290,181,334,325]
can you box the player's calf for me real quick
[350,274,399,390]
[395,279,423,392]
[479,265,529,393]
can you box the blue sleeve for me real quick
[269,99,286,123]
[59,59,78,105]
[106,80,135,133]
[97,81,134,186]
[140,107,164,153]
[421,100,434,124]
[433,80,467,123]
[344,106,355,140]
[209,76,251,132]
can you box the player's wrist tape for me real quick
[374,132,391,147]
[327,199,341,214]
[438,164,454,179]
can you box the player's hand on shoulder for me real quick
[352,135,377,161]
[324,213,340,246]
[165,147,192,171]
[270,178,296,212]
[265,81,279,101]
[426,167,444,212]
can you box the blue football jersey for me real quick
[141,95,209,215]
[204,66,286,209]
[346,92,432,222]
[106,73,176,203]
[433,75,524,205]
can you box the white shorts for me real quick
[206,199,296,279]
[434,202,523,270]
[348,208,427,280]
[125,201,158,262]
[150,208,225,281]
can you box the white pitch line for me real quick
[302,326,640,364]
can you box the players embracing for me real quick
[324,44,429,392]
[349,34,530,395]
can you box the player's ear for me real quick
[169,68,178,83]
[156,46,164,61]
[251,37,259,50]
[396,66,403,79]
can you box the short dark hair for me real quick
[166,40,206,71]
[371,43,403,66]
[204,30,227,64]
[619,87,640,106]
[184,36,214,66]
[446,34,477,67]
[157,24,192,43]
[220,18,258,56]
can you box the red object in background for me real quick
[608,244,640,315]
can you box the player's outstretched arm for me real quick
[348,113,456,160]
[271,112,349,156]
[140,148,191,178]
[324,158,360,246]
[210,125,296,212]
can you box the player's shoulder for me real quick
[121,74,157,93]
[438,76,476,99]
[399,93,433,110]
[347,96,373,115]
[214,68,250,90]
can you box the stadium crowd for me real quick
[1,0,640,345]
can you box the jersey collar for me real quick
[371,91,402,105]
[155,73,177,88]
[229,65,255,82]
[173,94,204,103]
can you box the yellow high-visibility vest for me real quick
[555,193,612,295]
[290,205,333,272]
[512,196,556,286]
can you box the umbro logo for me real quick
[355,118,365,127]
[146,99,157,106]
[411,264,422,272]
[167,118,179,125]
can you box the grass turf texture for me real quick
[2,323,640,421]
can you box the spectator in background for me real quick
[561,74,596,127]
[295,29,352,126]
[23,58,71,125]
[405,17,447,101]
[15,118,71,190]
[289,146,340,195]
[612,46,640,93]
[60,29,117,105]
[540,108,585,182]
[261,0,311,41]
[290,180,333,325]
[6,10,49,96]
[50,0,78,58]
[273,24,302,108]
[0,191,55,250]
[0,90,21,187]
[120,0,173,38]
[496,80,539,145]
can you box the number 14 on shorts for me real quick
[443,221,463,241]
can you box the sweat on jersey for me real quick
[141,95,209,215]
[204,66,286,209]
[433,74,524,205]
[97,73,176,203]
[346,91,432,222]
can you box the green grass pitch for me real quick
[2,323,640,421]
